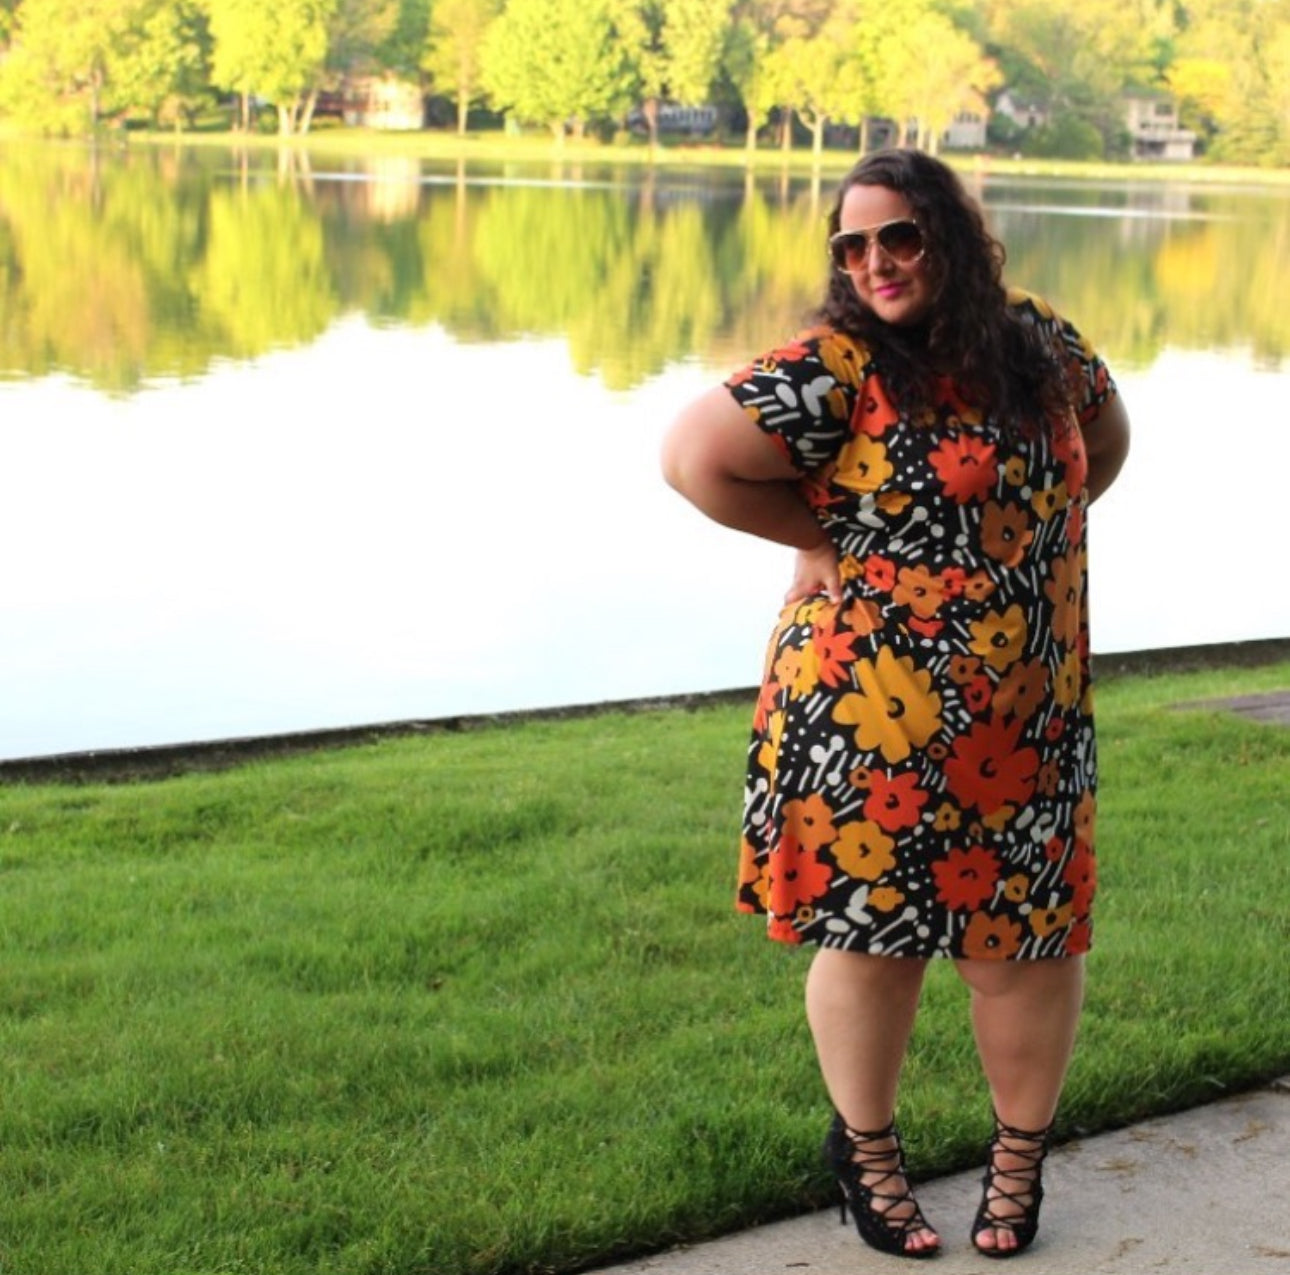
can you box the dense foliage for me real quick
[0,0,1287,163]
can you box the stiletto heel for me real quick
[823,1112,940,1260]
[970,1115,1054,1259]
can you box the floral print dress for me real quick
[727,292,1116,960]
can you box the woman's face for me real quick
[834,183,934,328]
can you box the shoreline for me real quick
[3,635,1287,785]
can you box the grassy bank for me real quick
[102,123,1290,186]
[0,660,1287,1275]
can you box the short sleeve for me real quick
[1007,289,1117,426]
[724,328,868,474]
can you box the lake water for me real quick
[1,147,1287,760]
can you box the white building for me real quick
[1124,94,1197,161]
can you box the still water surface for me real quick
[1,149,1286,759]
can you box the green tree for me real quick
[111,0,212,129]
[480,0,628,139]
[207,0,336,134]
[0,0,139,132]
[423,0,502,134]
[878,6,1000,153]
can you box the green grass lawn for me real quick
[0,659,1287,1275]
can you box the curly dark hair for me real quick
[814,149,1075,437]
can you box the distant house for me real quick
[627,103,718,137]
[993,90,1049,132]
[942,110,987,151]
[1124,94,1196,161]
[341,77,426,131]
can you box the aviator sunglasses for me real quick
[829,218,926,271]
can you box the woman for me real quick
[661,149,1129,1261]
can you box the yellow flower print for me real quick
[1004,873,1030,903]
[1030,903,1073,938]
[932,802,961,832]
[1074,790,1096,842]
[833,435,894,494]
[757,710,785,778]
[982,803,1017,832]
[869,886,906,913]
[1003,456,1027,486]
[968,604,1028,672]
[791,644,823,698]
[1031,482,1070,521]
[832,820,897,882]
[819,333,867,387]
[877,491,912,515]
[1053,648,1082,709]
[832,647,944,764]
[839,554,864,581]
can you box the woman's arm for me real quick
[661,385,841,601]
[1082,392,1131,504]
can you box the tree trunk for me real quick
[859,116,872,155]
[745,115,758,153]
[240,92,251,132]
[780,108,792,152]
[811,114,825,163]
[457,84,469,135]
[299,88,319,135]
[643,97,660,150]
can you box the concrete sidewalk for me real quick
[588,1079,1290,1275]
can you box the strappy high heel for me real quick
[970,1115,1054,1259]
[823,1112,940,1260]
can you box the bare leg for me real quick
[805,948,939,1255]
[955,956,1085,1253]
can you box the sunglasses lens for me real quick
[878,221,924,263]
[831,233,869,271]
[831,221,925,270]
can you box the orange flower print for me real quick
[981,501,1035,567]
[969,604,1028,672]
[832,820,897,881]
[811,621,862,688]
[1062,842,1096,915]
[782,793,837,853]
[1074,790,1096,842]
[961,571,997,603]
[877,491,913,515]
[752,680,780,733]
[1065,501,1085,549]
[834,435,894,494]
[963,912,1023,959]
[993,659,1049,722]
[863,770,930,832]
[1044,549,1083,647]
[1003,456,1027,486]
[932,845,1001,910]
[841,598,883,636]
[832,647,943,764]
[944,716,1040,815]
[929,434,999,503]
[769,835,834,915]
[947,654,983,685]
[1004,873,1030,903]
[864,554,897,591]
[893,564,948,619]
[963,674,993,715]
[856,387,900,437]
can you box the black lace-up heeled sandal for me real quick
[970,1116,1055,1259]
[823,1112,940,1260]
